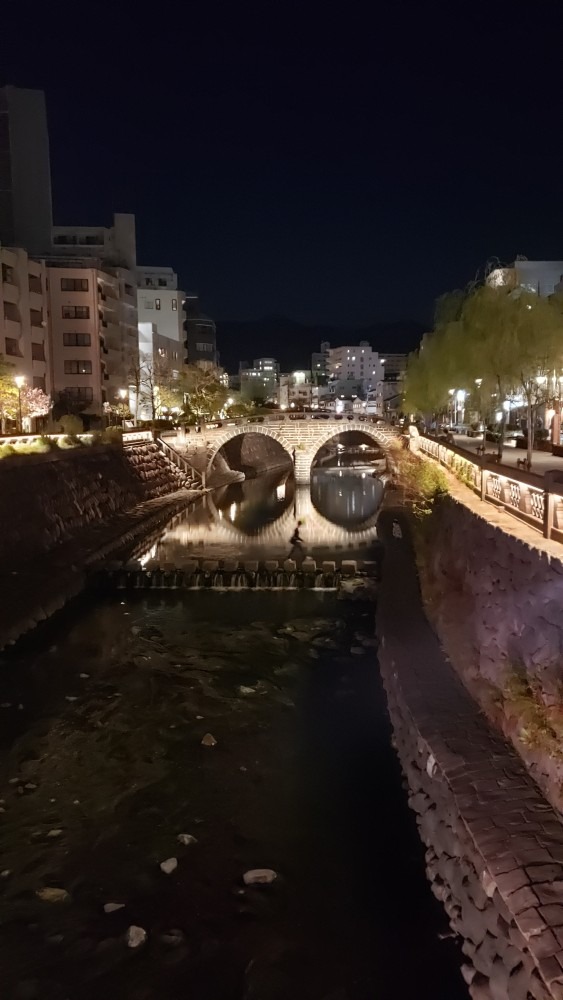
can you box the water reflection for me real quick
[137,460,385,563]
[311,468,384,528]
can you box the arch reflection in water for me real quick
[311,468,384,528]
[144,466,384,564]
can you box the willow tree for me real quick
[462,285,563,465]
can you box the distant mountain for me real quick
[215,316,426,372]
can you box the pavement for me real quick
[449,434,563,477]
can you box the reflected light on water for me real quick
[135,463,384,563]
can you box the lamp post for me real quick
[118,388,128,428]
[14,376,25,433]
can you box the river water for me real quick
[0,469,466,999]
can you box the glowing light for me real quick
[536,375,547,385]
[229,502,237,522]
[14,375,25,389]
[227,397,234,405]
[456,389,466,402]
[495,411,503,422]
[276,483,286,500]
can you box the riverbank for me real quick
[0,489,203,652]
[377,508,563,1000]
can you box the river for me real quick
[0,468,466,999]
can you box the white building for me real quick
[0,246,50,395]
[487,259,563,297]
[327,342,385,385]
[136,266,185,352]
[278,370,314,409]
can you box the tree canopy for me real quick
[404,284,563,461]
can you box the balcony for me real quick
[2,281,19,305]
[3,318,22,342]
[28,289,45,311]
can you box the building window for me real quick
[62,305,90,319]
[144,299,154,309]
[64,360,93,375]
[158,278,167,287]
[155,298,161,310]
[196,342,213,352]
[5,337,20,357]
[172,298,177,311]
[33,376,46,391]
[61,277,89,291]
[65,387,94,402]
[63,332,91,347]
[125,283,134,295]
[31,342,45,361]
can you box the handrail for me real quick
[418,434,563,543]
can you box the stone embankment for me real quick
[0,441,202,650]
[378,511,563,1000]
[412,475,563,815]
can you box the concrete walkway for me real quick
[450,434,563,477]
[377,508,563,999]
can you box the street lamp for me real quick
[14,375,25,433]
[117,388,128,428]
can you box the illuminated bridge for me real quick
[157,416,398,486]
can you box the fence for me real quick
[418,435,563,543]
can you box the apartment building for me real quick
[184,293,218,367]
[47,264,137,417]
[240,358,279,402]
[137,266,184,367]
[328,342,384,382]
[311,341,330,384]
[45,214,138,415]
[0,246,50,392]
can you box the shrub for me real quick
[0,444,15,460]
[58,414,84,435]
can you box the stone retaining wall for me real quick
[0,442,191,566]
[377,514,563,1000]
[413,490,563,814]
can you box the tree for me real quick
[20,385,52,421]
[138,356,183,421]
[405,283,563,465]
[179,364,228,420]
[0,356,18,431]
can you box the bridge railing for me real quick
[419,435,563,543]
[159,414,392,434]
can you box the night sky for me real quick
[2,0,563,359]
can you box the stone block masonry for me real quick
[378,511,563,1000]
[0,442,190,566]
[412,478,563,814]
[0,442,201,650]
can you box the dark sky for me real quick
[2,0,563,334]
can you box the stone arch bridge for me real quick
[159,417,398,486]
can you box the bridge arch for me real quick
[201,419,396,485]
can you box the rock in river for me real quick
[126,925,147,948]
[243,868,277,887]
[177,833,198,847]
[160,857,178,875]
[36,887,70,904]
[201,733,217,747]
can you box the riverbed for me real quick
[0,585,465,1000]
